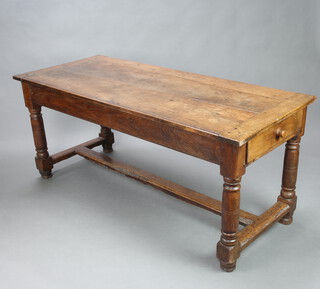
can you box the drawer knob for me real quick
[276,128,285,138]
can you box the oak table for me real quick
[13,55,316,272]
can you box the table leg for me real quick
[28,104,53,178]
[99,126,114,153]
[216,177,241,272]
[216,143,245,272]
[278,135,301,225]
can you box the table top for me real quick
[13,55,315,145]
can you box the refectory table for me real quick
[13,55,316,271]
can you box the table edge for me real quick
[13,61,317,147]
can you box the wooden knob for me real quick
[276,128,285,138]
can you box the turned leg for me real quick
[216,177,241,272]
[28,104,53,178]
[99,126,114,153]
[217,143,245,272]
[278,135,301,225]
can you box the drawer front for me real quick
[247,108,306,164]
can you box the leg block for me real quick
[216,238,240,272]
[35,156,53,178]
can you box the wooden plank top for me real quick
[13,55,316,145]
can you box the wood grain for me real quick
[247,108,305,163]
[278,136,301,224]
[24,83,224,163]
[51,137,105,164]
[237,201,290,250]
[13,55,316,146]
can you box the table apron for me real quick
[27,83,222,164]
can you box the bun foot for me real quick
[279,216,293,225]
[40,171,52,179]
[103,147,113,153]
[220,261,236,272]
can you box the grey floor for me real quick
[1,114,319,289]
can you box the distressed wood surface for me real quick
[24,82,222,164]
[246,108,305,164]
[13,55,316,145]
[237,201,290,250]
